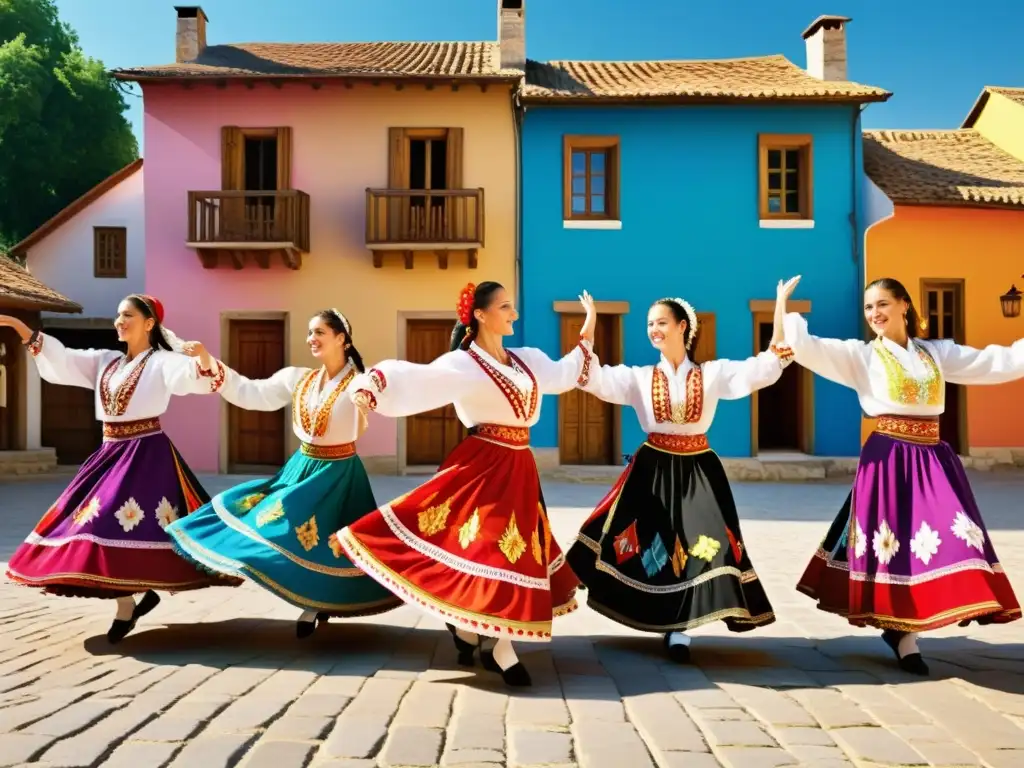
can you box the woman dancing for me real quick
[565,283,795,662]
[337,281,595,686]
[166,309,402,637]
[787,277,1024,675]
[1,295,237,643]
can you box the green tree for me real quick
[0,0,137,252]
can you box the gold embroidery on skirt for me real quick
[499,513,527,564]
[295,515,319,552]
[417,498,452,536]
[531,526,543,565]
[255,499,285,527]
[690,535,720,562]
[72,496,102,526]
[458,509,481,549]
[239,493,267,512]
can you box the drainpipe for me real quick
[512,87,525,342]
[851,104,867,288]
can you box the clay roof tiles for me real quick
[0,257,82,313]
[522,55,890,104]
[863,129,1024,209]
[112,41,517,81]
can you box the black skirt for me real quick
[566,440,775,633]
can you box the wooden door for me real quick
[41,328,120,464]
[755,318,804,451]
[228,319,286,471]
[406,319,465,465]
[560,313,617,465]
[0,328,21,451]
[922,281,965,453]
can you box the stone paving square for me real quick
[1,470,1024,767]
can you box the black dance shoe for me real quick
[296,612,330,639]
[107,590,161,644]
[663,633,691,664]
[479,648,532,687]
[446,623,479,666]
[882,629,930,676]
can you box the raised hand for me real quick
[777,276,801,301]
[579,290,597,343]
[181,341,206,358]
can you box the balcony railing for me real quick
[365,189,484,248]
[187,190,310,251]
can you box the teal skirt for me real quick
[166,447,402,616]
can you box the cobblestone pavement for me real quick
[2,471,1024,767]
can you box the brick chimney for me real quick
[802,15,851,81]
[175,6,208,63]
[499,0,525,71]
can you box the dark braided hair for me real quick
[315,309,365,372]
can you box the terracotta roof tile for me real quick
[112,42,517,81]
[863,130,1024,209]
[10,159,143,257]
[522,55,889,104]
[961,85,1024,127]
[0,257,82,313]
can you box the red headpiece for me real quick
[138,294,165,324]
[456,283,476,326]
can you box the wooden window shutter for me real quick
[221,126,244,190]
[692,312,716,364]
[445,127,464,188]
[388,128,409,189]
[276,127,293,190]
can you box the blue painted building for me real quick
[518,15,891,464]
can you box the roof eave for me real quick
[110,71,521,85]
[961,88,991,129]
[0,295,83,314]
[887,198,1024,212]
[520,92,891,106]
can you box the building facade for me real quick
[862,86,1024,461]
[9,160,144,464]
[114,4,524,473]
[520,15,890,463]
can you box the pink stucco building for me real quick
[114,4,525,473]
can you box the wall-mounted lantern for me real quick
[1001,279,1023,319]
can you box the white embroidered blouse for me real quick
[350,341,591,427]
[580,346,793,435]
[27,333,225,422]
[218,360,362,445]
[783,312,1024,417]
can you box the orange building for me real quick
[861,99,1024,462]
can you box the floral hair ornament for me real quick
[456,283,477,326]
[662,296,699,349]
[329,308,351,336]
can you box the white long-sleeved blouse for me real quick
[783,312,1024,417]
[580,346,793,435]
[27,333,225,422]
[218,360,363,445]
[350,341,590,428]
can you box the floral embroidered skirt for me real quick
[338,426,578,642]
[6,425,239,598]
[566,436,775,633]
[166,444,401,617]
[797,428,1021,632]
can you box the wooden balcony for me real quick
[187,190,311,270]
[365,188,484,269]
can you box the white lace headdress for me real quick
[661,297,699,349]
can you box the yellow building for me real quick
[112,4,525,473]
[963,86,1024,161]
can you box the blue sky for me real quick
[57,0,1024,149]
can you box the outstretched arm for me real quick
[351,353,472,418]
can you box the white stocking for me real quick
[667,631,691,647]
[115,596,136,621]
[898,632,920,658]
[299,610,318,623]
[491,638,520,671]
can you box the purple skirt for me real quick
[6,421,241,598]
[798,423,1020,631]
